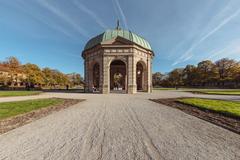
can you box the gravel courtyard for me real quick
[0,91,240,160]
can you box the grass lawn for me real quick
[0,98,64,120]
[153,88,177,90]
[153,88,200,91]
[0,91,42,97]
[177,98,240,117]
[197,90,240,95]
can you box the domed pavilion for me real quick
[82,23,154,94]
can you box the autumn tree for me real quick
[0,56,81,89]
[215,58,239,86]
[3,57,22,86]
[152,72,163,87]
[0,63,9,85]
[197,60,218,86]
[151,58,240,88]
[68,73,83,86]
[22,63,43,85]
[0,74,9,85]
[235,64,240,86]
[42,68,56,87]
[75,73,83,85]
[51,69,69,87]
[42,68,69,88]
[182,65,199,86]
[168,68,184,87]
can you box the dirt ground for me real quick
[0,98,82,134]
[0,91,240,160]
[150,98,240,134]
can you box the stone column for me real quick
[147,55,152,93]
[102,56,109,94]
[150,57,153,92]
[128,55,137,94]
[88,60,94,92]
[99,55,103,93]
[84,58,90,92]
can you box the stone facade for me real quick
[82,35,154,94]
[0,64,26,86]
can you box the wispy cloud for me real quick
[172,53,193,66]
[172,6,240,66]
[207,39,240,61]
[36,0,89,38]
[198,9,240,44]
[2,0,75,39]
[168,0,216,60]
[112,0,128,29]
[73,0,108,29]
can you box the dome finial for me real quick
[116,19,120,30]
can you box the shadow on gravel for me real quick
[150,98,240,134]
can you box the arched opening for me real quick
[93,63,100,91]
[110,60,126,92]
[136,61,146,91]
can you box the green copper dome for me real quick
[84,29,152,51]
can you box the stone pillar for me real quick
[147,55,152,93]
[88,60,94,93]
[128,55,137,94]
[84,58,90,92]
[150,57,153,93]
[102,56,109,94]
[99,56,103,93]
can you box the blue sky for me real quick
[0,0,240,75]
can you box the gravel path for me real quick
[0,91,240,160]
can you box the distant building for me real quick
[82,23,154,94]
[0,64,26,86]
[0,65,9,77]
[66,73,84,86]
